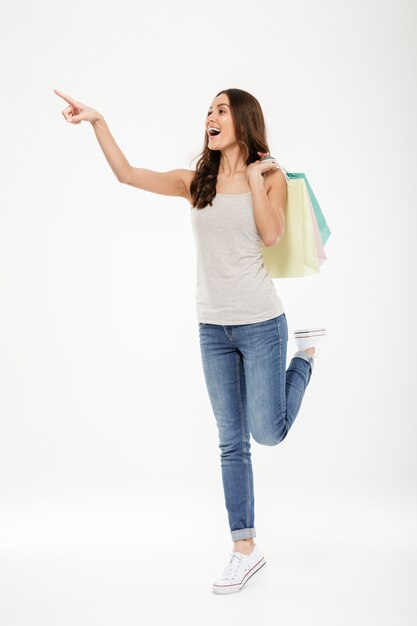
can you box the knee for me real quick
[252,427,288,446]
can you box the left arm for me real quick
[248,165,287,247]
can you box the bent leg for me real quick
[235,314,313,446]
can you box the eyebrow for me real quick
[208,103,230,110]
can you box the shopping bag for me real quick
[261,162,331,278]
[307,184,327,267]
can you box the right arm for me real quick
[55,89,194,200]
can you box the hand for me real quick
[246,151,279,181]
[54,88,102,124]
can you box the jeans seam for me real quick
[236,351,251,532]
[275,315,287,439]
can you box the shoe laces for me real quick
[221,552,244,580]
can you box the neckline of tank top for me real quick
[189,191,252,206]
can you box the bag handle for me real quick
[260,155,290,183]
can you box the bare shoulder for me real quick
[264,166,287,195]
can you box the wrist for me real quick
[248,172,263,187]
[91,113,104,125]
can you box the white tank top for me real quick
[190,191,285,325]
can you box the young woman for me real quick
[54,86,326,595]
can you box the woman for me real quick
[54,86,326,595]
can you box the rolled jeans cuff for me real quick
[293,349,314,372]
[231,527,257,541]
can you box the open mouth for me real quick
[208,127,221,138]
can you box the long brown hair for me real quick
[189,88,271,209]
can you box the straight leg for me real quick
[198,323,256,541]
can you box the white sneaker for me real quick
[212,544,266,595]
[294,327,326,358]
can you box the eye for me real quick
[207,109,226,116]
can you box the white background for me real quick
[1,0,416,623]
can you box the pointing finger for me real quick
[54,88,80,108]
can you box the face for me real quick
[206,93,235,150]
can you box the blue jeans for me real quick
[198,313,314,541]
